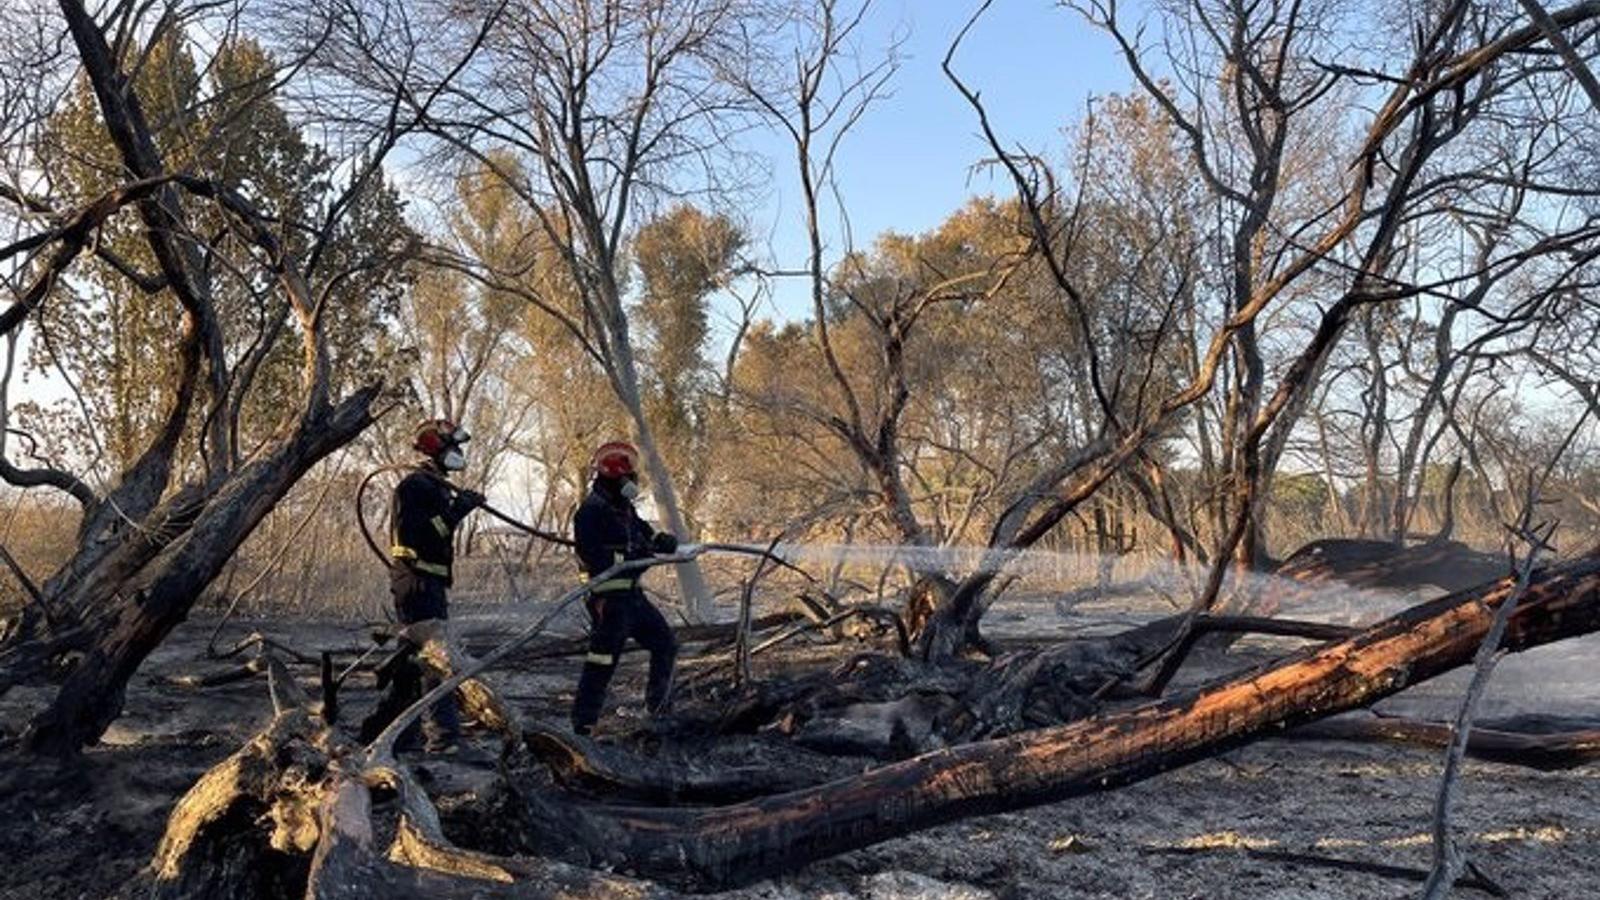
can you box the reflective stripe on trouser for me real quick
[571,590,678,730]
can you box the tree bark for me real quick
[631,406,716,622]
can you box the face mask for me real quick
[440,448,467,471]
[619,479,641,502]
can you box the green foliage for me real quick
[27,30,414,470]
[1273,472,1332,513]
[631,204,744,518]
[718,197,1055,541]
[634,204,742,402]
[430,156,626,506]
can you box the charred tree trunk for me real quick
[21,392,377,755]
[150,656,651,900]
[1290,713,1600,771]
[523,725,836,804]
[148,708,323,899]
[0,0,398,754]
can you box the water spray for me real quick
[356,462,1412,636]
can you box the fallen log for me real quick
[1290,713,1600,770]
[159,655,267,689]
[304,774,665,900]
[149,656,329,899]
[703,613,1355,754]
[522,724,838,804]
[150,654,659,899]
[942,614,1361,746]
[151,555,1600,898]
[147,705,322,899]
[499,555,1600,891]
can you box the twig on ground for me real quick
[1147,845,1507,896]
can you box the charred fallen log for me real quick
[1290,712,1600,770]
[148,708,323,900]
[304,776,668,900]
[522,724,839,804]
[758,613,1361,758]
[150,654,654,900]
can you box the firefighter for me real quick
[570,441,680,736]
[385,418,484,752]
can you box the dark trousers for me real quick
[387,568,460,749]
[571,589,678,731]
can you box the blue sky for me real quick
[748,0,1136,319]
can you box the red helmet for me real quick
[414,418,470,456]
[591,441,640,479]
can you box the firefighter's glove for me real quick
[452,488,486,516]
[651,532,679,555]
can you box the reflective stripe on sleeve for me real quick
[431,515,450,537]
[584,652,616,666]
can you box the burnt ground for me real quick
[1,595,1598,900]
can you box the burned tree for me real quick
[0,0,490,753]
[2,2,1599,897]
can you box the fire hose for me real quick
[355,463,818,581]
[355,463,575,573]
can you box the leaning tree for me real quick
[0,0,492,754]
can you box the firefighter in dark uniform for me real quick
[386,418,484,751]
[570,441,680,736]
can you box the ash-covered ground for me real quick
[2,586,1597,900]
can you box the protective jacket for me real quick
[389,463,474,586]
[573,484,667,592]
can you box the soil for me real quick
[2,595,1597,900]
